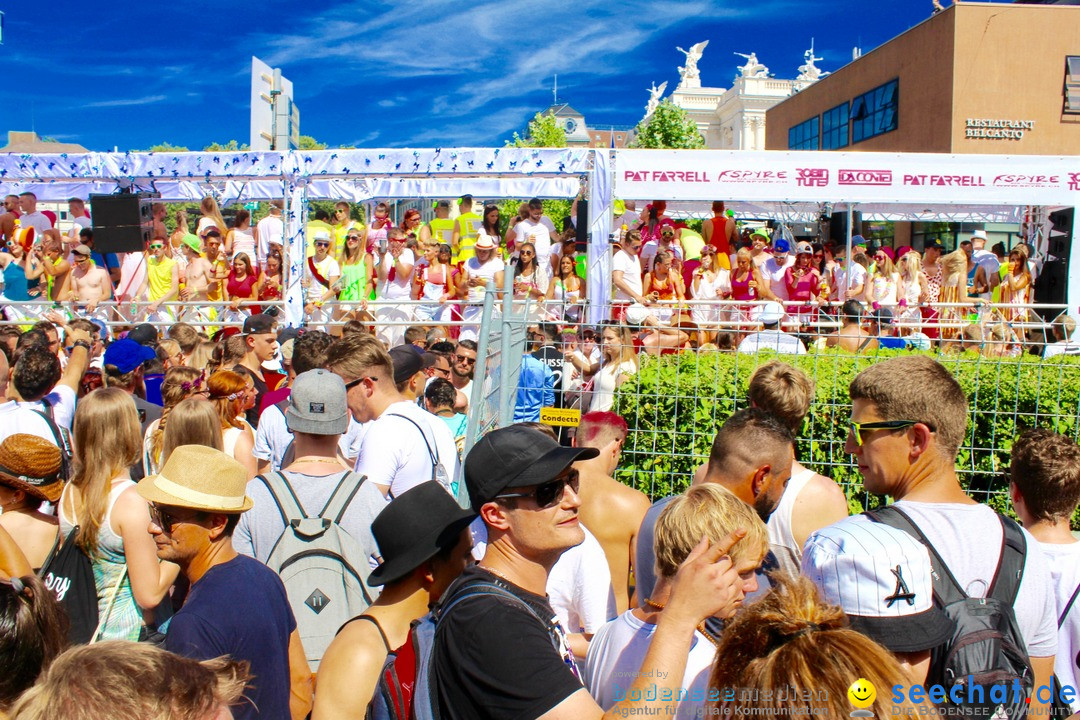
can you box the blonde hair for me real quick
[600,324,637,369]
[70,389,142,554]
[187,340,216,371]
[199,196,227,235]
[747,361,814,433]
[10,640,250,720]
[161,398,224,465]
[708,574,921,718]
[654,484,768,578]
[150,367,205,468]
[941,248,967,277]
[899,251,922,280]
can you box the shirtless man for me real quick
[746,361,849,575]
[178,234,215,324]
[68,244,112,316]
[151,202,168,242]
[37,238,72,302]
[824,299,878,352]
[572,411,652,614]
[0,195,18,245]
[200,227,228,302]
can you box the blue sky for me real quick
[4,0,952,151]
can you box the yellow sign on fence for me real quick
[540,407,581,427]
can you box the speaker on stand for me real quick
[90,192,159,254]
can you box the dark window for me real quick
[1067,56,1080,114]
[788,116,819,150]
[851,79,898,143]
[821,102,849,150]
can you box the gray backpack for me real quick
[260,470,377,669]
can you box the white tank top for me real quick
[766,466,815,577]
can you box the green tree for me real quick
[507,112,567,148]
[298,135,327,150]
[630,100,705,149]
[203,140,247,152]
[144,142,190,152]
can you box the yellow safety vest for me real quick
[429,217,455,256]
[455,212,482,264]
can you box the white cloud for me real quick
[84,94,168,108]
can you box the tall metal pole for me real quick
[844,204,854,299]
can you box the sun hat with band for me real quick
[137,445,253,513]
[473,232,496,251]
[368,482,476,586]
[801,516,954,654]
[0,434,64,504]
[464,425,598,513]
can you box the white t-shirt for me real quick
[117,251,148,300]
[592,360,635,414]
[892,500,1057,657]
[463,256,505,304]
[252,401,365,471]
[585,610,716,718]
[1037,540,1080,713]
[547,525,616,635]
[255,215,284,262]
[514,217,557,267]
[763,255,794,301]
[378,249,415,300]
[737,330,807,355]
[612,250,643,303]
[1043,341,1080,359]
[307,256,341,303]
[20,211,53,238]
[613,210,640,230]
[355,401,460,499]
[67,214,91,239]
[835,262,868,299]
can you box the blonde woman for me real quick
[592,324,637,413]
[58,388,179,640]
[938,249,974,341]
[207,370,257,478]
[161,397,225,465]
[143,367,207,476]
[865,249,899,309]
[196,195,227,237]
[187,339,216,372]
[897,251,929,334]
[691,246,731,346]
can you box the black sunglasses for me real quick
[495,470,580,509]
[344,376,379,390]
[149,504,205,533]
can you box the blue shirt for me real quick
[514,354,555,423]
[90,250,120,274]
[165,554,296,720]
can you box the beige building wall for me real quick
[951,4,1080,155]
[765,2,1080,155]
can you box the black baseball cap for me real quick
[127,324,158,347]
[464,425,598,512]
[389,345,435,385]
[925,239,946,251]
[368,482,476,586]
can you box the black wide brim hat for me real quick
[368,482,477,587]
[848,605,954,654]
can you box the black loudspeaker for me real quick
[829,211,863,244]
[91,193,158,253]
[575,199,588,245]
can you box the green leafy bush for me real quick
[612,349,1080,526]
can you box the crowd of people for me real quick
[0,322,1075,719]
[0,189,1078,720]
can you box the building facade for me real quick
[766,2,1080,154]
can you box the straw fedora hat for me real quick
[0,434,64,503]
[137,445,253,512]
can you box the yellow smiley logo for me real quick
[847,678,876,709]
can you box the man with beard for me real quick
[634,408,794,602]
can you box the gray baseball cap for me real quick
[286,369,349,436]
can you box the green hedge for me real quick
[612,350,1080,525]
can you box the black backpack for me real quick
[38,526,99,645]
[33,401,73,482]
[867,505,1033,717]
